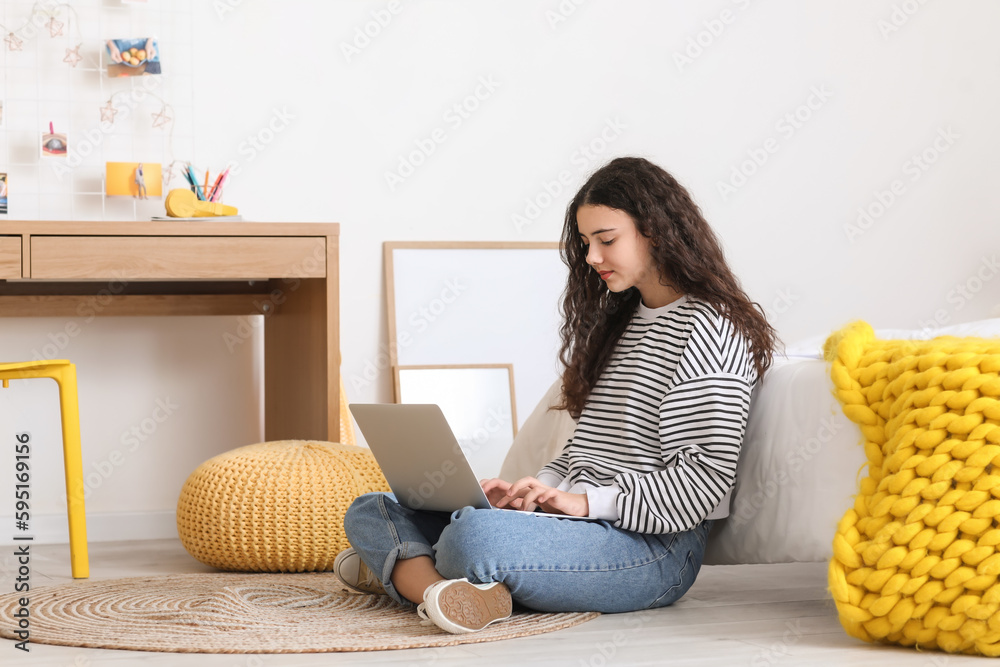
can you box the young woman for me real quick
[338,156,778,634]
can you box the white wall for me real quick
[2,0,999,545]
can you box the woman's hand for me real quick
[480,478,520,508]
[106,40,123,63]
[485,476,590,517]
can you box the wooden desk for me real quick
[0,221,339,441]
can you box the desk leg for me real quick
[263,277,339,441]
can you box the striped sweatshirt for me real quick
[537,295,757,534]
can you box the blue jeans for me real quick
[342,492,713,613]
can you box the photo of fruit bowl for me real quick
[105,37,161,77]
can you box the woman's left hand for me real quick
[496,477,590,517]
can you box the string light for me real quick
[1,2,88,65]
[46,16,64,38]
[101,91,175,132]
[63,43,82,67]
[151,107,172,129]
[4,2,187,200]
[99,100,118,124]
[4,32,24,52]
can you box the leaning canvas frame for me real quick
[394,364,517,479]
[384,241,565,428]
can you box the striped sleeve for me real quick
[614,373,753,533]
[539,449,571,479]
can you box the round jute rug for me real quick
[0,573,599,653]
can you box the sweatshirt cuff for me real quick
[585,485,621,521]
[536,470,565,489]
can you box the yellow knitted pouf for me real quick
[825,321,1000,656]
[176,440,389,573]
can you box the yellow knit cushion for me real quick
[176,440,389,573]
[825,321,1000,656]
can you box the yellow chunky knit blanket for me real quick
[825,321,1000,655]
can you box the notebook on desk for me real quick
[349,403,596,521]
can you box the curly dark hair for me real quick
[556,156,779,418]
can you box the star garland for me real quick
[151,107,172,129]
[99,100,118,124]
[46,16,64,38]
[63,43,82,66]
[0,1,89,67]
[4,32,24,52]
[101,91,175,131]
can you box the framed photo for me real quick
[384,241,565,427]
[105,37,161,77]
[0,173,7,215]
[41,125,68,158]
[105,162,162,198]
[394,364,517,479]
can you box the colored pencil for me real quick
[206,171,224,201]
[211,167,231,202]
[187,165,205,200]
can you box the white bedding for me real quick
[500,318,1000,564]
[702,357,863,564]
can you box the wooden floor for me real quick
[1,539,995,665]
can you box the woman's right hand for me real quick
[480,478,533,511]
[480,478,510,507]
[107,40,123,63]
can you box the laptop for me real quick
[349,403,596,521]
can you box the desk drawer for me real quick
[0,236,22,278]
[31,236,326,280]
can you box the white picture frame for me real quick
[384,241,566,428]
[394,364,517,479]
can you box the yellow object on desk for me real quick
[165,188,238,218]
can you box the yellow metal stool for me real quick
[0,360,89,579]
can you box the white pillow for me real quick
[782,317,1000,359]
[702,357,864,564]
[500,361,866,565]
[501,319,1000,565]
[499,379,576,481]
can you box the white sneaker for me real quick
[417,579,512,634]
[333,548,386,596]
